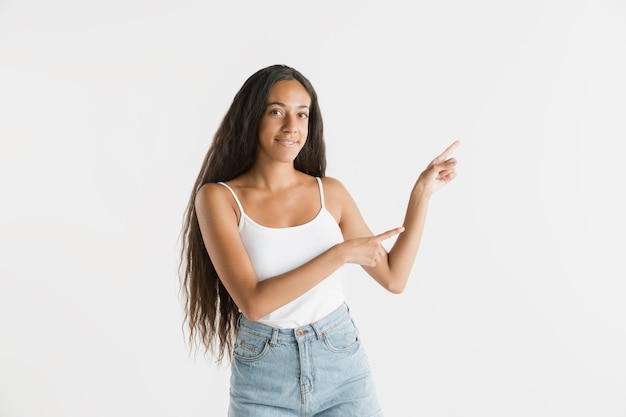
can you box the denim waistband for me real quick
[238,303,350,345]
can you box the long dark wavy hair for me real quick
[179,64,327,364]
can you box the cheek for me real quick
[300,122,309,138]
[257,121,273,140]
[300,128,309,145]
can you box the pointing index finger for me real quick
[437,140,461,161]
[374,226,405,242]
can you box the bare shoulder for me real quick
[320,176,357,223]
[320,176,348,193]
[320,176,353,201]
[195,182,239,220]
[196,182,226,205]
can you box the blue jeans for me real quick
[229,303,383,417]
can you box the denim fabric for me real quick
[228,303,383,417]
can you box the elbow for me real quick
[373,271,409,294]
[237,301,267,323]
[236,284,273,322]
[238,305,259,322]
[382,277,407,294]
[385,282,407,294]
[386,273,410,294]
[242,311,263,322]
[242,310,265,323]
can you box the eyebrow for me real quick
[266,101,310,109]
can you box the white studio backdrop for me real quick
[1,0,625,416]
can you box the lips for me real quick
[276,139,298,147]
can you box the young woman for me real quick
[180,64,460,416]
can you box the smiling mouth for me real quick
[276,139,298,147]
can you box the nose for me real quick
[282,114,298,133]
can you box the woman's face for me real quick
[256,79,311,165]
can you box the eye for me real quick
[269,108,283,116]
[297,112,309,119]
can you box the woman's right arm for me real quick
[195,183,400,321]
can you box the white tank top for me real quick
[218,177,345,328]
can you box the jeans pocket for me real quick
[322,319,360,353]
[233,329,271,363]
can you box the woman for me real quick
[180,64,459,416]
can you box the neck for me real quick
[245,162,302,190]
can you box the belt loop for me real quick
[269,328,279,346]
[311,323,325,340]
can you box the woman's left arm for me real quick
[332,140,460,293]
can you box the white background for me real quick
[1,0,625,416]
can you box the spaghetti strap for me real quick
[217,182,245,216]
[315,177,325,209]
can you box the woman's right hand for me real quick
[339,227,405,267]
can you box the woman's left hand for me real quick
[414,140,461,197]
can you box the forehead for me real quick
[267,80,311,106]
